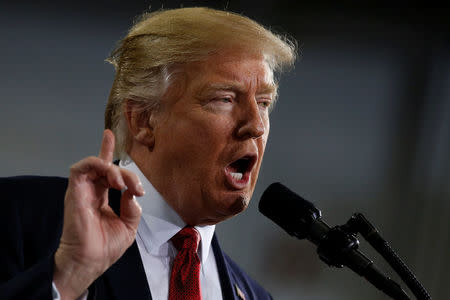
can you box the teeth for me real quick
[230,172,243,180]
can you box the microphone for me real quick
[259,182,326,243]
[259,182,410,299]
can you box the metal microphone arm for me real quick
[312,220,410,300]
[258,183,430,299]
[343,213,432,300]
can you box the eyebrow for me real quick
[198,82,278,96]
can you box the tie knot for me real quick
[171,226,200,252]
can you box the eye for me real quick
[257,99,272,109]
[210,95,235,106]
[204,95,235,112]
[217,96,233,103]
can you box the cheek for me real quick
[253,122,269,176]
[195,114,234,144]
[264,115,270,133]
[260,121,270,150]
[172,115,232,163]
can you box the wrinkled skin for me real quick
[130,49,276,225]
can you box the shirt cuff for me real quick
[52,281,89,300]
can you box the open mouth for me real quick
[225,155,257,188]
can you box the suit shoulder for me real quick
[0,175,68,195]
[0,176,67,280]
[0,175,68,210]
[220,250,272,300]
[0,175,68,188]
[212,234,272,299]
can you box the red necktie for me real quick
[169,226,202,300]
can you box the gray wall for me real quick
[1,1,449,299]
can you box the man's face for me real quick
[145,50,275,225]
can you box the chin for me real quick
[197,190,252,225]
[217,192,250,218]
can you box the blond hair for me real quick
[105,7,296,159]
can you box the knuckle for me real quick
[69,164,77,173]
[86,156,99,163]
[119,169,131,180]
[69,156,104,174]
[109,165,121,176]
[126,170,139,182]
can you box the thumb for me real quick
[120,189,142,236]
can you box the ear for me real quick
[124,100,156,149]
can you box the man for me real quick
[0,7,295,300]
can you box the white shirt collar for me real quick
[120,158,215,265]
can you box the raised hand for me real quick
[53,129,144,300]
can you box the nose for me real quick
[235,99,266,139]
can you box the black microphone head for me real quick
[259,182,322,239]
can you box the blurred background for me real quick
[1,1,449,299]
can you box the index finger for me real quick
[98,129,115,162]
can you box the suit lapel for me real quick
[102,188,152,300]
[212,234,238,300]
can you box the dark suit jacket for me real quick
[0,176,272,300]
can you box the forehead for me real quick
[184,49,276,93]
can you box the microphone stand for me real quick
[258,182,431,299]
[342,213,432,300]
[315,222,410,299]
